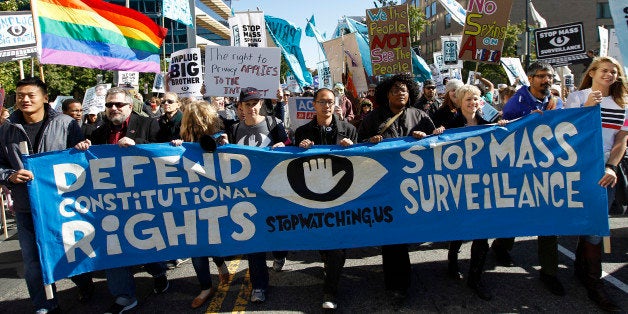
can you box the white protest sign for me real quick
[598,26,608,57]
[82,83,111,112]
[152,72,166,93]
[441,35,463,70]
[52,96,74,112]
[115,71,139,90]
[288,97,315,130]
[229,11,267,47]
[501,57,529,86]
[317,61,332,90]
[169,48,203,98]
[204,46,281,98]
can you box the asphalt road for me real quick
[0,216,626,313]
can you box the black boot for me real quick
[577,238,622,312]
[574,238,586,283]
[448,241,464,280]
[467,240,492,301]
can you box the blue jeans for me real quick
[106,262,167,300]
[191,257,213,290]
[247,253,269,290]
[15,212,59,311]
[246,251,287,290]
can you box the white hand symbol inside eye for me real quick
[302,158,346,194]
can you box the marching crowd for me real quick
[0,55,626,313]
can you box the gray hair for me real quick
[106,87,133,104]
[526,61,554,76]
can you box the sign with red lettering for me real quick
[366,4,412,75]
[458,0,513,64]
[204,46,281,98]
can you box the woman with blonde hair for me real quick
[445,84,508,301]
[171,100,230,309]
[565,56,626,312]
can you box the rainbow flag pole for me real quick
[31,0,167,73]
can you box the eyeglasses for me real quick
[533,74,554,80]
[424,86,436,90]
[315,100,335,106]
[104,102,129,108]
[390,88,409,95]
[162,99,176,104]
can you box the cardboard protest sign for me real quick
[204,46,281,98]
[115,71,139,90]
[458,0,513,64]
[152,72,166,93]
[288,97,315,130]
[366,4,412,75]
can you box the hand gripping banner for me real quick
[24,107,608,284]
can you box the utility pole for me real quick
[525,0,530,70]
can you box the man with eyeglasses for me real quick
[495,61,565,298]
[411,79,441,119]
[75,87,166,314]
[502,61,563,120]
[294,87,357,310]
[0,77,84,313]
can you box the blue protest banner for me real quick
[25,107,607,285]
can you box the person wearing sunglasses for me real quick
[156,92,182,143]
[75,87,165,314]
[411,79,441,119]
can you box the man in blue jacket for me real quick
[496,61,565,297]
[502,61,563,120]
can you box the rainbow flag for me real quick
[32,0,168,73]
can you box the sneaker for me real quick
[540,272,565,296]
[105,298,137,314]
[250,289,266,303]
[322,294,337,309]
[175,258,190,267]
[36,308,61,314]
[272,257,286,271]
[153,275,170,294]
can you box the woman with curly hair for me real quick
[357,73,439,302]
[565,56,626,312]
[170,100,231,309]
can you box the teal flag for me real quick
[265,15,313,87]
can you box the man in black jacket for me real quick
[294,87,357,310]
[76,87,165,314]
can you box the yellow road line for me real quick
[205,257,243,314]
[232,262,252,313]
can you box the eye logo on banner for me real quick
[287,155,354,201]
[238,133,271,147]
[263,156,387,208]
